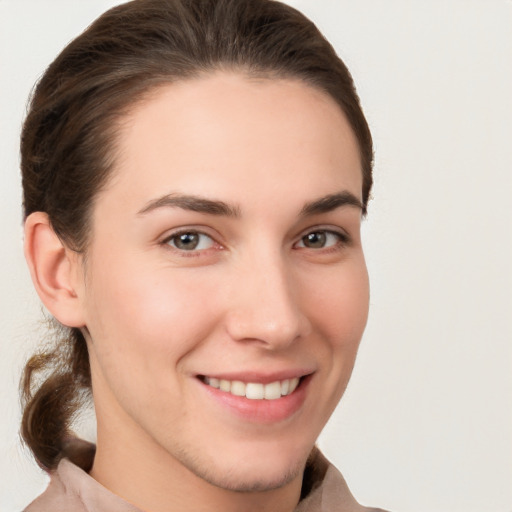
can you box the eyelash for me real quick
[161,228,349,255]
[295,229,349,251]
[162,229,219,255]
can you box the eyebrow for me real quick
[137,193,241,217]
[300,191,364,217]
[137,190,363,218]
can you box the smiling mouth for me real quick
[198,376,303,400]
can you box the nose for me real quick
[224,251,312,350]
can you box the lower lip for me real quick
[197,375,312,424]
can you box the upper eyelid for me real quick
[295,225,350,241]
[160,230,221,256]
[160,226,219,243]
[294,229,348,246]
[158,225,351,248]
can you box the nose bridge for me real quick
[226,247,309,348]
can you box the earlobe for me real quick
[24,212,86,328]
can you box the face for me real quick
[78,72,369,492]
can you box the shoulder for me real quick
[297,448,391,512]
[23,457,142,512]
[23,461,87,512]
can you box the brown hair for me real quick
[20,0,373,470]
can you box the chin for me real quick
[176,442,309,493]
[200,459,304,493]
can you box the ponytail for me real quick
[20,325,92,470]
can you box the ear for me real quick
[24,212,86,328]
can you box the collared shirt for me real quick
[24,446,389,512]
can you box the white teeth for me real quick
[203,376,301,400]
[219,379,231,392]
[246,382,265,399]
[207,377,220,389]
[264,381,281,400]
[230,380,246,396]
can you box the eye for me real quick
[295,230,345,249]
[165,231,215,251]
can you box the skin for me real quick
[26,72,369,512]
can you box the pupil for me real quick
[305,232,326,248]
[176,233,199,250]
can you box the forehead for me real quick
[100,72,363,213]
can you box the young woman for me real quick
[20,0,386,510]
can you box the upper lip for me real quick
[197,369,315,384]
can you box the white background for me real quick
[1,1,511,511]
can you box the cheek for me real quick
[304,257,369,348]
[83,260,222,366]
